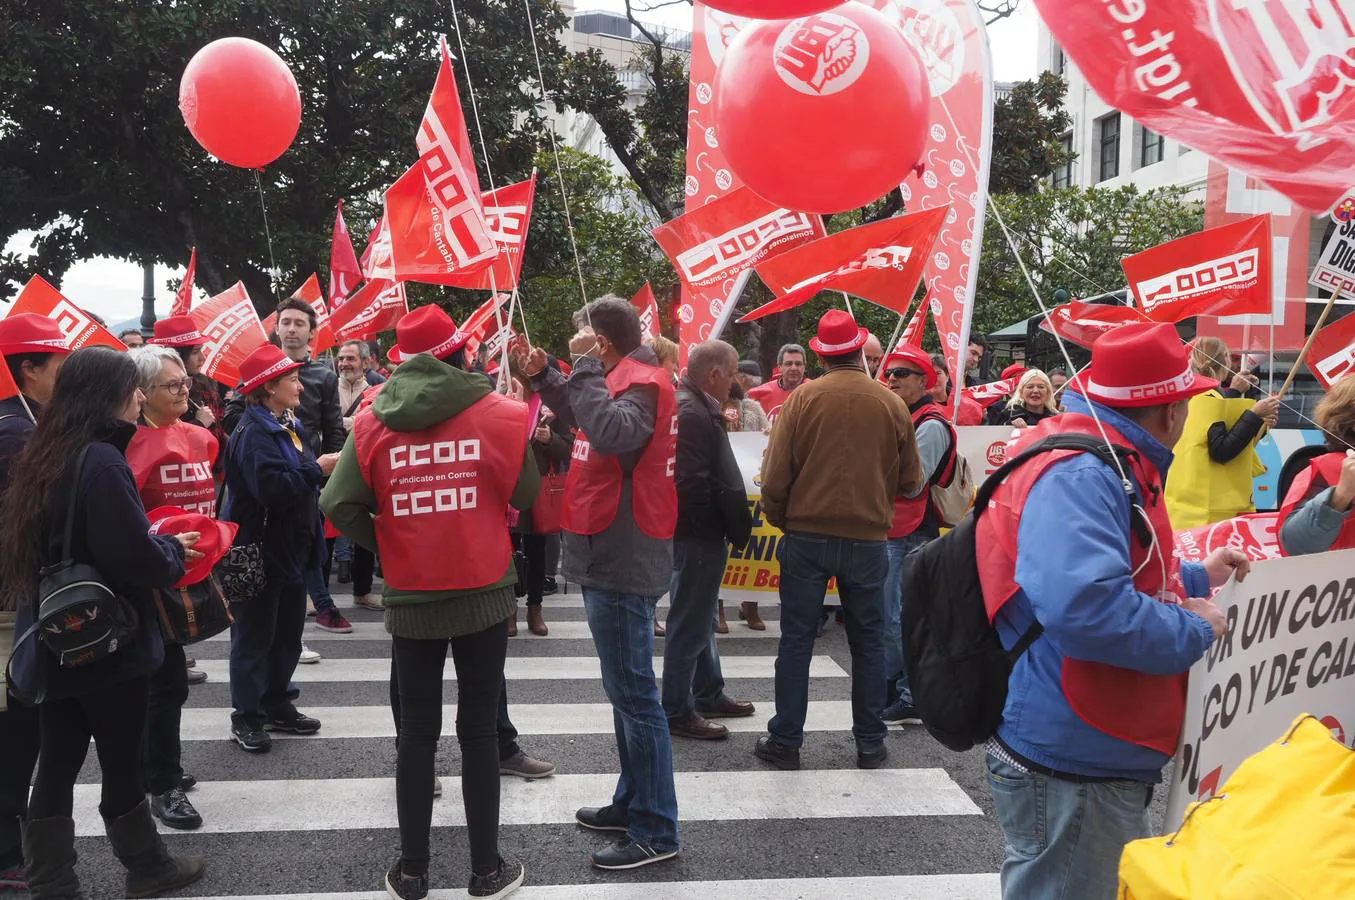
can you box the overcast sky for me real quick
[6,1,1041,328]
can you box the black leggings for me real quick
[391,623,507,877]
[29,676,150,821]
[513,533,547,606]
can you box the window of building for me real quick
[1139,125,1164,168]
[1052,133,1074,188]
[1097,113,1121,182]
[1052,44,1066,76]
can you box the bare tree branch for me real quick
[979,0,1021,24]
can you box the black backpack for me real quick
[900,433,1153,753]
[1276,442,1330,508]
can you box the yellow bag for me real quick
[1119,715,1355,899]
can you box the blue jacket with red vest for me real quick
[990,392,1216,782]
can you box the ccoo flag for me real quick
[172,248,198,317]
[1121,216,1272,323]
[329,201,363,308]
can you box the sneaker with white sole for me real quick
[468,857,524,898]
[880,699,923,725]
[354,593,385,611]
[590,839,678,870]
[383,861,427,900]
[298,643,321,664]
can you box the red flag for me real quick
[899,301,928,348]
[1121,217,1272,323]
[329,201,362,308]
[288,274,336,355]
[962,377,1017,410]
[385,38,496,284]
[437,175,538,292]
[329,280,409,342]
[654,186,825,347]
[1040,302,1145,349]
[260,311,277,337]
[1307,311,1355,390]
[462,293,512,359]
[360,214,396,282]
[1032,0,1355,214]
[189,283,269,389]
[9,276,127,351]
[741,207,948,322]
[0,354,18,402]
[172,248,197,317]
[1174,512,1281,565]
[632,284,661,339]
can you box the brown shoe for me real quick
[697,696,756,718]
[527,605,549,637]
[506,613,518,638]
[716,606,729,634]
[740,601,766,631]
[668,713,728,740]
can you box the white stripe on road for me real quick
[183,874,1000,900]
[190,655,844,683]
[176,701,855,741]
[204,621,783,642]
[72,770,980,835]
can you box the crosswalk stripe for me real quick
[71,770,980,836]
[190,655,845,683]
[203,621,783,642]
[184,873,1001,899]
[176,701,854,741]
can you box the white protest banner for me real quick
[1310,218,1355,297]
[1167,548,1355,826]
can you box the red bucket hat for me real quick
[150,315,206,348]
[0,314,71,356]
[808,309,869,357]
[1076,322,1217,408]
[147,506,239,588]
[237,344,304,395]
[882,346,937,389]
[387,306,468,364]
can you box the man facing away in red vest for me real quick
[979,322,1250,900]
[516,295,681,873]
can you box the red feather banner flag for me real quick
[741,206,948,323]
[1121,216,1273,324]
[1306,311,1355,390]
[437,175,538,292]
[289,274,336,355]
[9,276,127,352]
[899,300,928,348]
[190,283,269,389]
[385,38,497,285]
[329,280,408,343]
[1032,0,1355,213]
[632,283,661,339]
[172,248,197,317]
[329,201,362,308]
[1041,302,1145,349]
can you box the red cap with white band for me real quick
[237,344,305,395]
[387,305,469,365]
[1075,322,1217,408]
[808,309,869,358]
[150,315,206,348]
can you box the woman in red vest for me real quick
[126,346,219,832]
[1279,374,1355,555]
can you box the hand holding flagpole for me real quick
[1278,286,1344,399]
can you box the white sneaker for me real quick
[298,643,322,664]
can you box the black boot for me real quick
[21,816,84,899]
[102,799,205,898]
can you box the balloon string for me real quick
[253,169,278,284]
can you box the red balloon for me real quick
[705,0,841,18]
[713,3,931,214]
[179,38,302,169]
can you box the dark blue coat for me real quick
[221,404,325,584]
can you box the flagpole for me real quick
[839,292,855,316]
[1268,315,1276,394]
[1277,286,1343,399]
[879,310,907,377]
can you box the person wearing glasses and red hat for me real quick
[151,315,225,444]
[978,323,1250,899]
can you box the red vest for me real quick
[888,403,957,539]
[565,357,678,539]
[127,421,220,517]
[1280,452,1355,553]
[353,392,528,591]
[747,379,797,423]
[975,413,1189,756]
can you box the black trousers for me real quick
[388,661,520,763]
[229,578,305,726]
[390,624,508,877]
[512,534,547,606]
[0,691,40,869]
[352,544,376,596]
[28,677,150,821]
[143,642,188,796]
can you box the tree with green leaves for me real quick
[990,73,1076,195]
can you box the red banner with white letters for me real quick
[437,175,537,292]
[1306,310,1355,389]
[461,292,512,360]
[632,283,662,339]
[8,275,127,352]
[962,376,1017,409]
[329,280,408,343]
[189,283,268,388]
[1040,301,1144,349]
[1032,0,1355,214]
[1173,512,1282,566]
[360,213,396,283]
[1122,216,1273,323]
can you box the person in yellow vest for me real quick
[1164,337,1280,529]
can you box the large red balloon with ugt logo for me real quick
[179,38,302,169]
[712,2,930,214]
[704,0,841,19]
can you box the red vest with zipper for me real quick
[127,421,220,517]
[353,392,528,591]
[565,357,678,539]
[976,413,1189,756]
[1280,453,1355,552]
[888,402,957,539]
[747,379,796,423]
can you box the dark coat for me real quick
[0,395,37,493]
[512,399,574,535]
[675,376,753,549]
[224,357,346,457]
[221,405,326,584]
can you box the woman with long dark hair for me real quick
[0,346,205,900]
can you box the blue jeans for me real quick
[986,756,1154,900]
[662,537,731,720]
[883,533,931,705]
[305,563,336,614]
[333,535,353,564]
[768,532,888,751]
[582,588,679,852]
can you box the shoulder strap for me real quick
[60,446,93,561]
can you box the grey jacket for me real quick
[534,347,673,597]
[1279,487,1352,556]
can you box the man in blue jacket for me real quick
[977,323,1248,899]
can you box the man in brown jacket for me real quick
[754,310,923,772]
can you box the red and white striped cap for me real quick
[1075,322,1217,408]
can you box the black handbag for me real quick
[152,574,234,644]
[216,542,266,603]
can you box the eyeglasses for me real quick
[885,367,924,380]
[156,378,192,395]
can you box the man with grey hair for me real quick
[664,341,755,741]
[748,343,809,424]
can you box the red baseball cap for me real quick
[1000,363,1029,382]
[0,314,71,356]
[388,306,468,364]
[237,344,304,395]
[882,346,937,389]
[1076,322,1217,408]
[150,315,206,348]
[808,309,869,357]
[147,507,239,588]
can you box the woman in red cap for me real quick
[221,345,338,755]
[150,315,225,448]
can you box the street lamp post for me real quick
[141,261,157,336]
